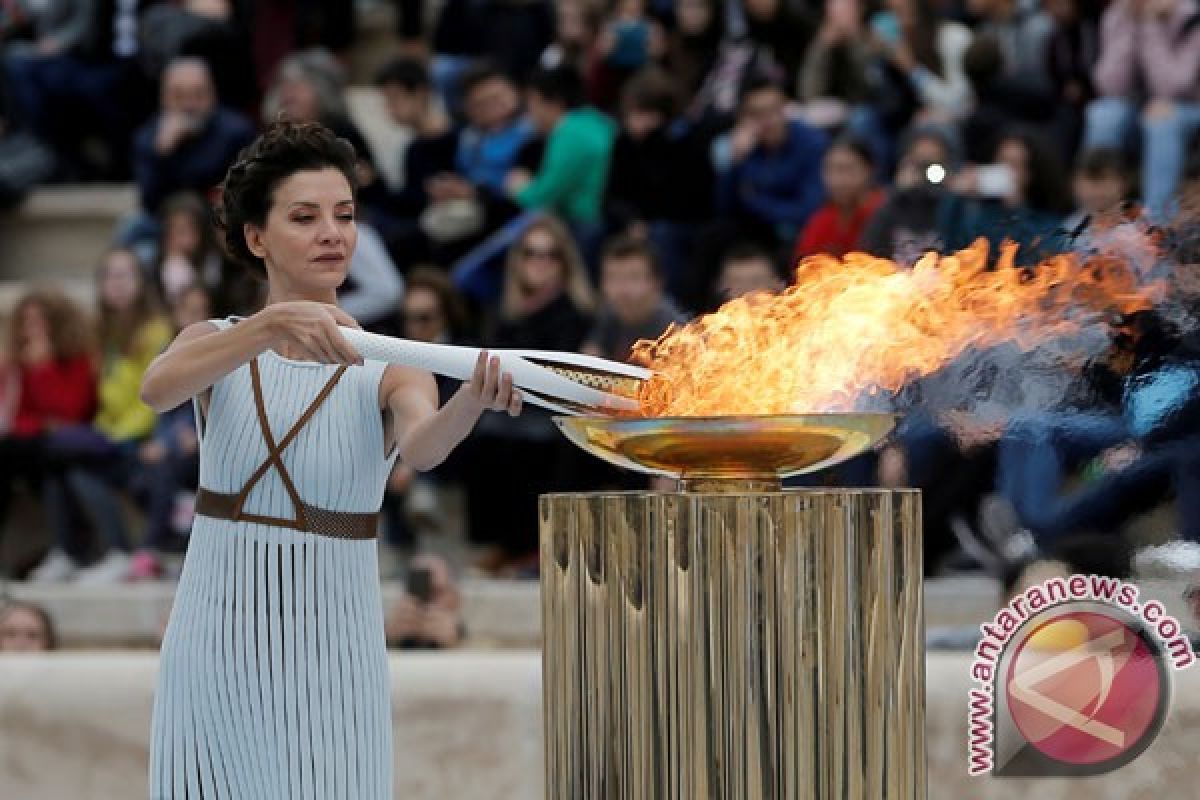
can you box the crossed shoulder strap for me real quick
[228,357,348,531]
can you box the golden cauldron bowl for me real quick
[554,413,896,490]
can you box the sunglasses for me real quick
[520,245,563,261]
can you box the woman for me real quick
[0,290,96,575]
[140,121,519,798]
[36,248,173,583]
[794,136,884,259]
[940,129,1071,261]
[462,215,593,574]
[0,601,57,652]
[866,0,973,130]
[381,268,471,564]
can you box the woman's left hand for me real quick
[461,352,523,417]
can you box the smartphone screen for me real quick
[869,12,902,46]
[976,164,1016,199]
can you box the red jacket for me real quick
[11,356,97,438]
[793,190,885,261]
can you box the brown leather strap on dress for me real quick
[195,488,379,539]
[219,357,360,535]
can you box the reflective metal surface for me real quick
[554,414,896,485]
[540,489,926,799]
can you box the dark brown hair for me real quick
[215,121,359,279]
[602,234,663,281]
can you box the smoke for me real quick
[876,215,1198,423]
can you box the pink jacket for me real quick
[1093,0,1200,103]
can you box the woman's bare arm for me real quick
[140,302,363,412]
[381,352,521,472]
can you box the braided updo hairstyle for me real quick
[215,121,359,279]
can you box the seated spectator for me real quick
[152,192,224,304]
[375,57,457,220]
[262,49,394,230]
[131,57,255,217]
[940,129,1072,260]
[961,35,1057,164]
[1044,0,1104,159]
[0,291,96,564]
[508,64,617,233]
[799,0,890,171]
[32,248,172,583]
[385,553,465,648]
[381,269,471,560]
[453,64,535,195]
[540,0,601,77]
[861,123,962,263]
[967,0,1056,103]
[590,0,666,109]
[716,242,787,303]
[604,67,713,295]
[1084,0,1200,219]
[793,135,884,259]
[136,0,257,116]
[714,75,829,246]
[583,235,686,363]
[864,0,973,131]
[1062,148,1141,250]
[0,601,57,651]
[125,284,212,581]
[460,215,594,576]
[2,0,145,179]
[666,0,724,107]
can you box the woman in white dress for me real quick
[140,121,521,799]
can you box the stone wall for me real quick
[0,652,1195,799]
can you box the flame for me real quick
[632,241,1159,417]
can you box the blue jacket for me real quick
[133,108,256,212]
[716,119,829,240]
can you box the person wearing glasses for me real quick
[460,214,595,577]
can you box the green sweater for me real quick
[516,108,616,224]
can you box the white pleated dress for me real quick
[150,318,397,800]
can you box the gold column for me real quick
[540,488,925,799]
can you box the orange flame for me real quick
[632,241,1159,417]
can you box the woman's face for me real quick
[0,608,51,652]
[173,286,212,330]
[996,138,1032,198]
[823,146,872,206]
[515,228,566,295]
[100,251,143,312]
[164,211,202,259]
[677,0,713,35]
[18,302,51,357]
[245,168,357,294]
[402,287,447,343]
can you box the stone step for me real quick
[0,185,136,288]
[2,651,1197,799]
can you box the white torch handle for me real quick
[339,328,638,415]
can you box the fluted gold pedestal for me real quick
[539,489,925,799]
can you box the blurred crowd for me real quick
[0,0,1199,602]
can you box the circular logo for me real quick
[1005,609,1168,770]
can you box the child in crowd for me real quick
[125,284,212,580]
[0,291,96,573]
[794,135,884,259]
[32,248,172,583]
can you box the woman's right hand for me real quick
[260,302,364,365]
